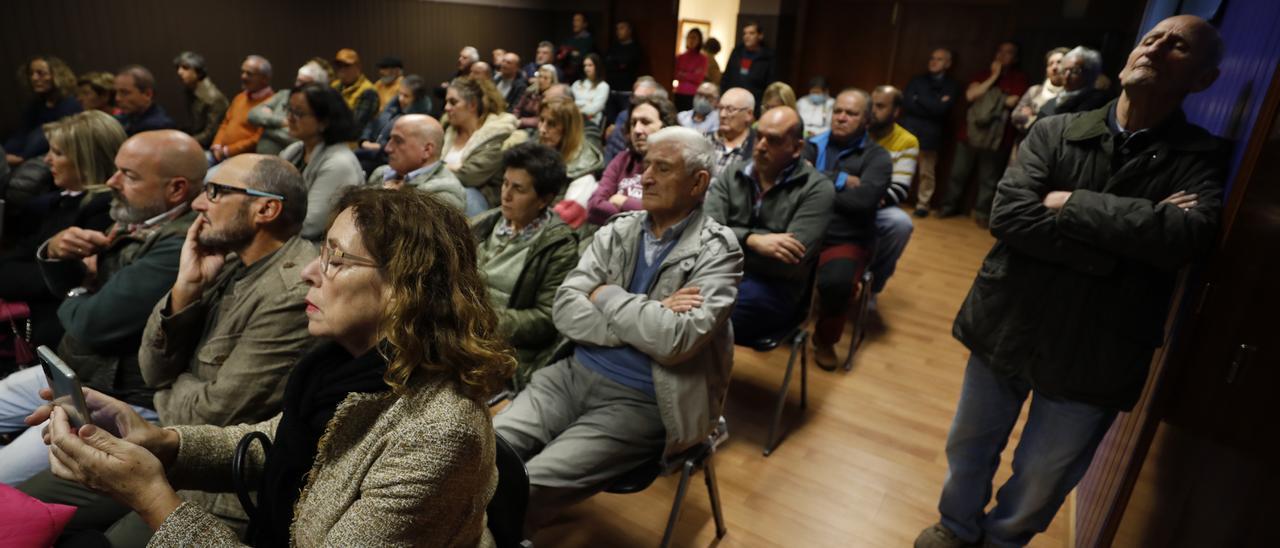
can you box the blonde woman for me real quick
[443,77,518,215]
[0,110,123,351]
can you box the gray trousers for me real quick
[493,356,666,528]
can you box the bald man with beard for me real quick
[0,130,205,486]
[368,114,465,210]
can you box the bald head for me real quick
[544,83,572,101]
[869,85,902,132]
[386,114,445,174]
[470,61,493,80]
[760,106,803,140]
[106,130,204,223]
[753,107,804,180]
[500,53,521,78]
[1121,15,1222,97]
[717,87,756,139]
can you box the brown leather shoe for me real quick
[914,523,970,548]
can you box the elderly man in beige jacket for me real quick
[494,126,744,530]
[19,154,316,544]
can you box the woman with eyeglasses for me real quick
[279,83,363,241]
[30,187,515,546]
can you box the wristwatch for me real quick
[66,287,90,298]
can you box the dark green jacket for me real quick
[471,209,579,388]
[39,209,196,409]
[954,101,1225,411]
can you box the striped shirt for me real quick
[872,123,920,206]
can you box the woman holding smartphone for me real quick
[30,187,514,546]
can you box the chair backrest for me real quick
[487,432,529,548]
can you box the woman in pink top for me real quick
[586,95,676,225]
[673,28,708,112]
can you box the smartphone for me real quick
[36,346,91,429]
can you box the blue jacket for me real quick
[802,130,893,246]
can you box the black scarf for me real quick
[250,340,390,547]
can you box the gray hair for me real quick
[1063,46,1102,82]
[172,51,207,78]
[538,64,559,84]
[647,126,716,177]
[247,155,308,234]
[461,46,480,63]
[245,55,272,78]
[634,76,669,100]
[297,62,329,86]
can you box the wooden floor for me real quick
[534,208,1072,548]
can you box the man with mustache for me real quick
[19,154,317,544]
[0,130,202,486]
[917,15,1226,548]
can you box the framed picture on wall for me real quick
[677,18,711,56]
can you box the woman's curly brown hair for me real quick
[17,55,76,99]
[331,187,515,401]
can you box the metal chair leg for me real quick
[704,456,727,539]
[799,331,809,409]
[844,272,873,372]
[660,460,695,548]
[764,341,801,456]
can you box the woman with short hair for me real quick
[443,76,519,216]
[514,64,558,130]
[279,83,364,240]
[472,142,579,387]
[36,186,514,547]
[75,72,116,114]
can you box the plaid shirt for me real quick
[706,128,755,176]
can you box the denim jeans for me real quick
[938,355,1117,546]
[869,206,914,294]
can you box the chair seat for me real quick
[605,420,724,494]
[740,325,805,352]
[605,459,662,494]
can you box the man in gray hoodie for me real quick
[494,126,743,531]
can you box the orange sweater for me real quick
[213,89,273,156]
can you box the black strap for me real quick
[233,431,273,523]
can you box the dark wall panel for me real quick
[0,0,603,133]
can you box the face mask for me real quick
[693,97,714,116]
[808,93,827,105]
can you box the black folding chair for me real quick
[604,417,729,548]
[488,433,533,548]
[736,266,818,456]
[843,269,875,371]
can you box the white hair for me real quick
[647,126,716,176]
[461,46,480,63]
[297,62,329,86]
[1064,46,1103,81]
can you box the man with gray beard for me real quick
[0,130,203,487]
[18,153,317,544]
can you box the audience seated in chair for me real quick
[330,48,382,133]
[677,81,721,135]
[472,143,580,388]
[603,76,666,165]
[208,56,274,165]
[496,52,529,113]
[0,130,204,486]
[75,71,116,115]
[357,74,432,174]
[5,56,81,169]
[249,61,327,156]
[173,51,229,149]
[707,87,756,176]
[113,66,177,136]
[867,85,920,308]
[372,56,404,111]
[800,89,893,369]
[704,106,834,342]
[493,126,742,531]
[28,187,511,547]
[442,76,518,216]
[587,94,676,226]
[0,111,123,355]
[514,64,558,131]
[279,84,363,241]
[1038,46,1112,118]
[369,114,465,210]
[18,154,317,545]
[504,96,604,183]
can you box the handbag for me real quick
[0,300,34,367]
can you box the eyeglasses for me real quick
[718,105,750,116]
[1061,67,1084,76]
[205,181,286,203]
[286,108,312,119]
[319,243,379,276]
